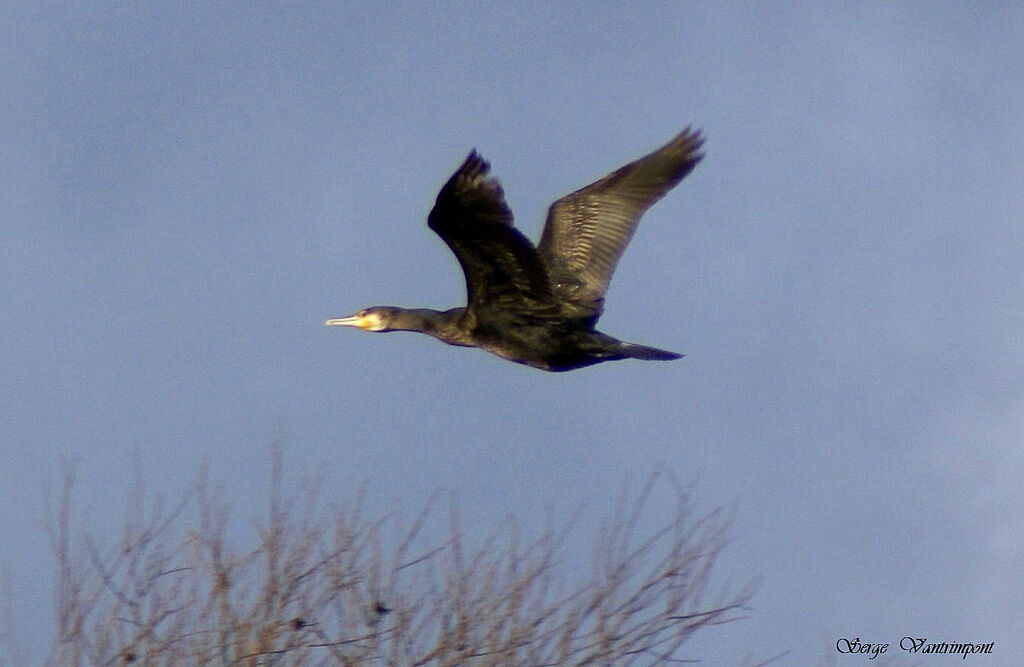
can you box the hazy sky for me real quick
[3,3,1022,664]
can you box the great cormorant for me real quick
[327,128,704,372]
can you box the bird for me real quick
[326,128,704,372]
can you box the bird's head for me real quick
[325,306,401,332]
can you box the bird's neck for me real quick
[391,308,475,347]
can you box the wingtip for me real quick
[678,126,705,149]
[669,126,705,166]
[459,149,490,177]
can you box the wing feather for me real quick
[427,152,555,321]
[537,128,704,320]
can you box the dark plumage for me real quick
[327,128,704,371]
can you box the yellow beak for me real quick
[325,315,370,329]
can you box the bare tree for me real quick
[46,454,754,666]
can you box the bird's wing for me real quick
[428,151,556,321]
[537,128,704,321]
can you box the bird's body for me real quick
[327,128,704,372]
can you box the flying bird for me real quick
[327,128,704,372]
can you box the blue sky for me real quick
[3,3,1022,663]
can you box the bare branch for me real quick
[49,456,754,665]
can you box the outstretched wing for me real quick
[537,128,704,321]
[428,151,555,321]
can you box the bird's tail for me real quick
[620,342,684,361]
